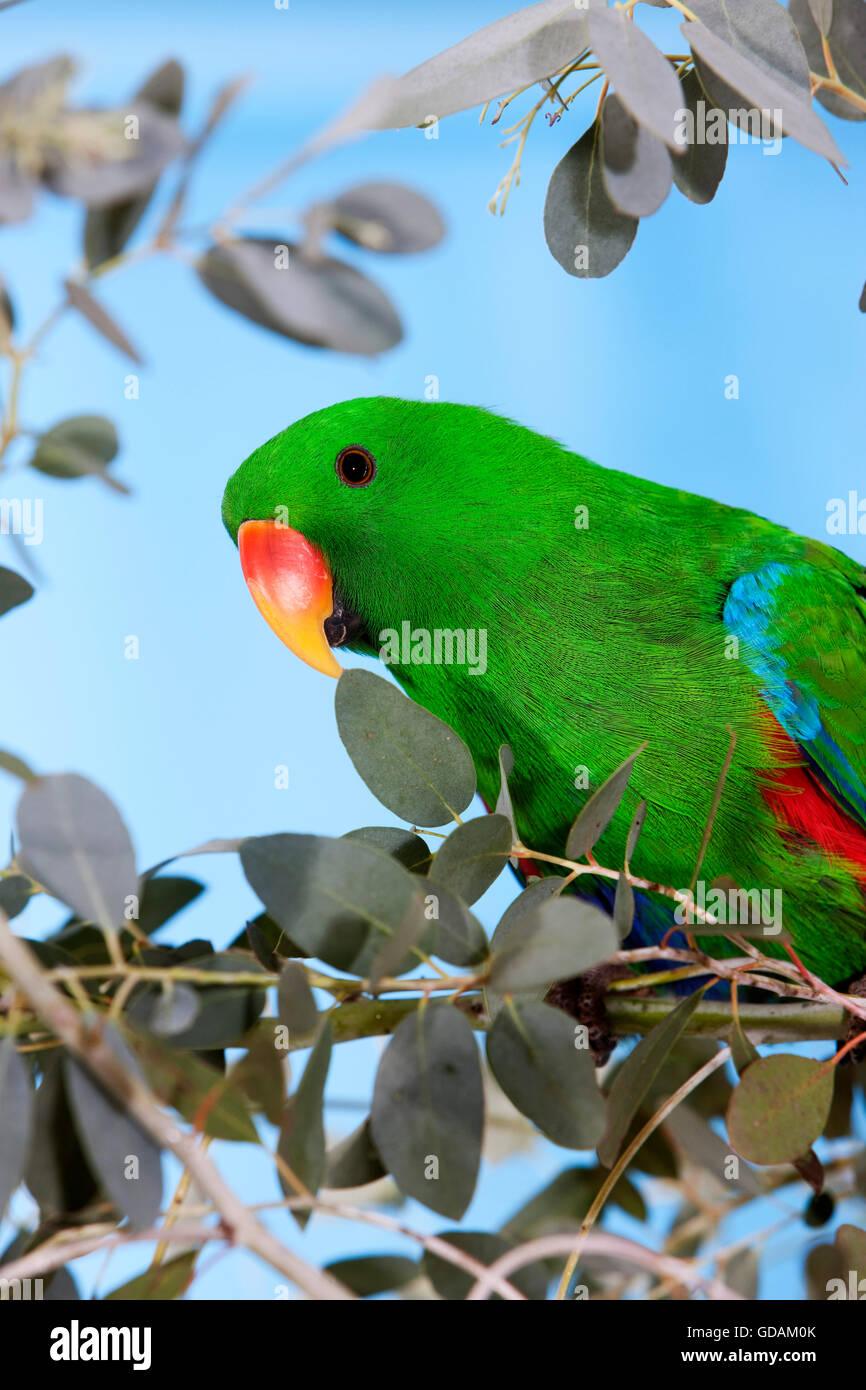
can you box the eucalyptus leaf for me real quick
[324,1118,387,1189]
[197,238,402,356]
[367,1,590,129]
[566,743,645,860]
[597,985,711,1167]
[487,1000,606,1149]
[544,119,639,279]
[64,280,143,363]
[128,1027,259,1143]
[601,93,672,218]
[335,669,476,826]
[277,961,319,1038]
[330,181,445,253]
[44,101,185,205]
[25,1058,101,1218]
[0,873,32,919]
[495,744,517,844]
[671,68,728,204]
[0,749,36,781]
[682,13,844,163]
[343,825,431,873]
[371,1003,483,1219]
[278,1021,332,1225]
[63,1025,163,1228]
[106,1252,196,1301]
[0,566,34,618]
[324,1254,418,1297]
[426,880,489,968]
[613,871,634,939]
[488,894,617,994]
[726,1053,834,1165]
[790,0,866,121]
[240,831,426,975]
[504,1163,646,1238]
[136,874,204,936]
[30,415,120,485]
[429,813,512,905]
[0,1039,33,1216]
[85,60,186,267]
[131,953,267,1050]
[589,6,684,147]
[16,773,137,932]
[422,1230,548,1300]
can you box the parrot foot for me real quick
[545,962,632,1068]
[838,974,866,1065]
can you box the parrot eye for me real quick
[335,445,376,487]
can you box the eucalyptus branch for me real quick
[466,1230,742,1302]
[0,910,354,1301]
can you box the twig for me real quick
[465,1231,743,1302]
[0,911,354,1301]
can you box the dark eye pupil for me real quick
[337,447,375,485]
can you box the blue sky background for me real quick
[0,0,864,1300]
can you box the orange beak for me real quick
[238,520,342,678]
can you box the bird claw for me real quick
[545,962,632,1067]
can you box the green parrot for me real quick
[221,397,866,988]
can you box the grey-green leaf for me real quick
[324,1118,387,1189]
[30,415,120,486]
[240,832,425,975]
[601,93,672,217]
[0,874,32,920]
[544,119,639,279]
[330,181,445,253]
[791,0,866,122]
[325,1254,417,1297]
[597,985,711,1168]
[343,825,431,873]
[0,749,36,781]
[422,1230,548,1300]
[335,668,476,826]
[64,280,143,363]
[487,1000,606,1149]
[278,1021,332,1225]
[589,6,684,147]
[488,894,618,995]
[494,744,517,844]
[682,14,844,163]
[0,566,34,618]
[84,60,186,267]
[808,0,834,36]
[197,238,403,356]
[367,1,590,129]
[0,1039,33,1216]
[277,961,319,1037]
[426,880,489,968]
[613,872,634,939]
[16,773,137,932]
[430,813,512,905]
[63,1026,163,1228]
[671,68,728,203]
[44,102,185,206]
[566,743,645,860]
[371,1003,483,1219]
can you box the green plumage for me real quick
[223,397,866,984]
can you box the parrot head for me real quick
[221,395,562,678]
